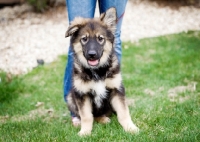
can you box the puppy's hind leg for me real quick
[95,115,111,124]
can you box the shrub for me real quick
[148,0,199,6]
[26,0,49,12]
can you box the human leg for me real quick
[64,1,97,123]
[64,0,97,102]
[98,0,128,61]
[66,0,97,21]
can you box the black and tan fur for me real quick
[65,7,139,136]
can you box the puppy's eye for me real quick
[97,35,104,44]
[81,36,88,44]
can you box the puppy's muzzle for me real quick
[88,50,97,59]
[87,50,100,66]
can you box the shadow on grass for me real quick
[0,72,25,103]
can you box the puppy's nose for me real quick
[88,50,97,58]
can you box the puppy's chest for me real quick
[89,81,108,108]
[74,69,121,108]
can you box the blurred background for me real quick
[0,0,200,75]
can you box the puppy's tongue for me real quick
[88,60,99,66]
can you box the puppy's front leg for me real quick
[77,96,93,136]
[111,94,139,134]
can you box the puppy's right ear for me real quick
[65,25,79,37]
[65,17,87,38]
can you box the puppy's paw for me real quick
[101,116,111,124]
[95,116,111,124]
[78,130,91,136]
[125,123,139,134]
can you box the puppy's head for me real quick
[65,7,117,68]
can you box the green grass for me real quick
[0,31,200,142]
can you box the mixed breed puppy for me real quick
[65,7,139,136]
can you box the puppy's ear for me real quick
[65,25,79,37]
[100,7,117,34]
[65,17,87,37]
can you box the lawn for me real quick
[0,31,200,142]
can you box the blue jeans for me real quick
[63,0,127,107]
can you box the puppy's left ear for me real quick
[100,7,117,34]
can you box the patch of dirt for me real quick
[11,106,54,122]
[0,115,9,123]
[126,98,136,107]
[13,107,46,122]
[144,89,156,96]
[1,102,55,123]
[143,87,164,96]
[168,82,197,102]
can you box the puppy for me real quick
[65,7,139,136]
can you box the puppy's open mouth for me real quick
[88,60,99,66]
